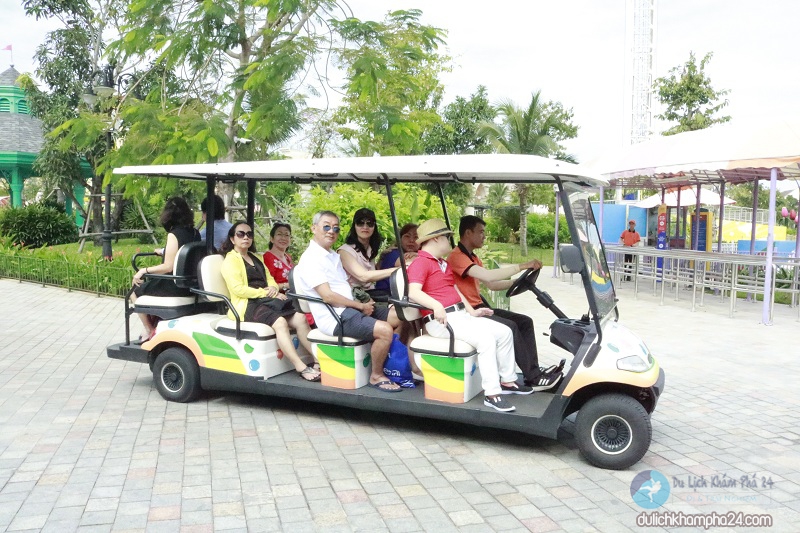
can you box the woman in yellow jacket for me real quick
[220,222,320,382]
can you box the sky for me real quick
[2,0,799,164]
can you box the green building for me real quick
[0,66,88,222]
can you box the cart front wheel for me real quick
[153,347,202,403]
[575,393,651,470]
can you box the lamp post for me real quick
[82,64,134,261]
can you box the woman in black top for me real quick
[131,197,200,342]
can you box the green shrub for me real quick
[484,215,513,242]
[526,212,571,249]
[121,201,164,243]
[0,204,79,248]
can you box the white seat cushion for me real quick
[410,335,476,357]
[308,328,365,346]
[214,318,276,339]
[135,295,197,308]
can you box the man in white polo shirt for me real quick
[294,210,402,393]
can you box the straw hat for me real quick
[416,218,454,244]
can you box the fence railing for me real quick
[0,254,131,297]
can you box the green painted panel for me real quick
[192,332,240,359]
[422,354,465,378]
[316,343,356,369]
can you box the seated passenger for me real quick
[406,218,533,413]
[220,222,320,382]
[338,208,398,302]
[375,223,419,293]
[448,215,561,390]
[294,210,402,393]
[263,222,315,326]
[199,194,233,251]
[131,197,200,343]
[262,222,295,293]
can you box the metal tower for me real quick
[624,0,656,145]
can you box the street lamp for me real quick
[82,64,136,261]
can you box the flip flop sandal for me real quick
[299,366,321,382]
[369,380,402,393]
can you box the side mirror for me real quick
[559,244,585,274]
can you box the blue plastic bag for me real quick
[383,334,415,388]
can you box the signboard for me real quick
[656,203,667,275]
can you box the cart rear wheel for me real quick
[153,347,202,403]
[575,393,651,470]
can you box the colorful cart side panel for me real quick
[146,314,295,379]
[314,342,372,389]
[414,352,482,403]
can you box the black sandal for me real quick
[299,366,321,382]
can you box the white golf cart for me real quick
[107,154,665,470]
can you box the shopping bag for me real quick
[383,334,415,388]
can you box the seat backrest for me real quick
[389,269,421,321]
[173,241,208,288]
[197,254,230,302]
[288,268,311,313]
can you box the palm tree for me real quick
[486,183,509,206]
[479,91,575,256]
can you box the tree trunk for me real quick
[518,184,528,257]
[90,177,104,245]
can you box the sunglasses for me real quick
[235,230,254,238]
[320,225,341,234]
[356,220,375,228]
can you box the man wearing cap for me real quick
[620,219,641,281]
[294,210,402,393]
[447,215,562,391]
[406,218,532,413]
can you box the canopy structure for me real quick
[114,153,606,187]
[593,117,800,325]
[597,117,800,188]
[634,187,736,209]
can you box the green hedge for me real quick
[0,204,79,248]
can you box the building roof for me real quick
[0,113,44,154]
[0,67,21,87]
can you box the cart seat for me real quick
[197,254,277,340]
[287,269,371,388]
[132,241,208,319]
[389,269,480,403]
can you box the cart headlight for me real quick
[617,355,652,372]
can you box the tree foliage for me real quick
[288,183,461,256]
[332,9,448,156]
[654,51,731,136]
[478,90,578,254]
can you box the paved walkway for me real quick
[0,276,798,532]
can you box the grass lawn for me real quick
[482,242,557,266]
[46,237,163,268]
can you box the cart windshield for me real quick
[563,183,617,321]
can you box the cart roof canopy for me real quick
[113,154,606,187]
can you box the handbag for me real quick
[383,334,415,388]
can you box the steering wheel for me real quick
[506,267,541,298]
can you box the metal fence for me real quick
[605,245,800,322]
[0,254,131,297]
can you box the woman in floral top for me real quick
[263,222,294,291]
[263,222,314,326]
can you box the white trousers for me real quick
[424,310,517,396]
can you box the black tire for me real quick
[153,347,202,403]
[575,393,651,470]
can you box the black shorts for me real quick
[333,307,390,341]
